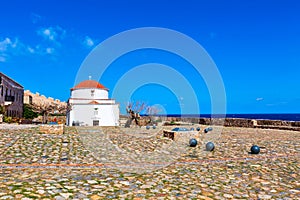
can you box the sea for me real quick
[159,114,300,122]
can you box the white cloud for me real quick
[27,47,35,53]
[0,25,99,62]
[0,37,12,52]
[0,37,20,62]
[38,27,56,41]
[83,36,95,47]
[256,97,264,101]
[44,29,54,40]
[46,47,54,54]
[11,39,18,48]
[0,37,23,52]
[37,26,66,43]
[0,36,57,61]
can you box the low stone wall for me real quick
[162,117,300,131]
[163,130,200,142]
[184,117,299,127]
[198,118,255,127]
[39,124,64,134]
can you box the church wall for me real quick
[68,104,119,126]
[98,104,120,126]
[69,99,116,104]
[71,88,108,99]
[69,104,94,126]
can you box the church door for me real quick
[93,120,99,126]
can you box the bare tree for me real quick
[125,101,146,127]
[125,101,160,127]
[146,105,160,124]
[27,102,66,124]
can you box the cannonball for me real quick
[196,127,201,131]
[153,125,156,129]
[189,138,198,147]
[146,126,150,130]
[250,145,260,154]
[204,128,209,133]
[190,127,195,131]
[207,127,213,131]
[205,142,215,151]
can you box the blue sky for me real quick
[0,0,299,114]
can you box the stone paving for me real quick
[0,125,299,199]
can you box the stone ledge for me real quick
[39,124,64,134]
[163,130,200,142]
[254,125,300,131]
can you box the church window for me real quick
[94,108,98,115]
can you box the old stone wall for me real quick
[24,90,67,115]
[162,116,300,131]
[39,124,64,134]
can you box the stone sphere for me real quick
[204,127,213,133]
[250,145,260,154]
[146,126,150,130]
[205,142,215,151]
[189,138,198,147]
[196,127,201,131]
[153,125,156,129]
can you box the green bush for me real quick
[23,104,39,119]
[3,116,12,123]
[0,106,4,114]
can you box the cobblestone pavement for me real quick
[0,125,299,199]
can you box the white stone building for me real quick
[66,80,119,126]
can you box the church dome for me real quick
[71,80,108,91]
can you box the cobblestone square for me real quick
[0,125,299,199]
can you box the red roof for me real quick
[71,80,108,90]
[88,100,100,104]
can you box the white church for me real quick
[66,79,119,126]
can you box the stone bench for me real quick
[39,124,64,134]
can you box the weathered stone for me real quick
[39,124,64,134]
[86,180,98,184]
[257,194,272,199]
[90,195,101,200]
[59,193,73,199]
[223,193,233,198]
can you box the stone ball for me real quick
[205,142,215,151]
[250,145,260,154]
[189,138,198,147]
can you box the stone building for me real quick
[0,72,24,118]
[23,90,67,115]
[66,80,119,126]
